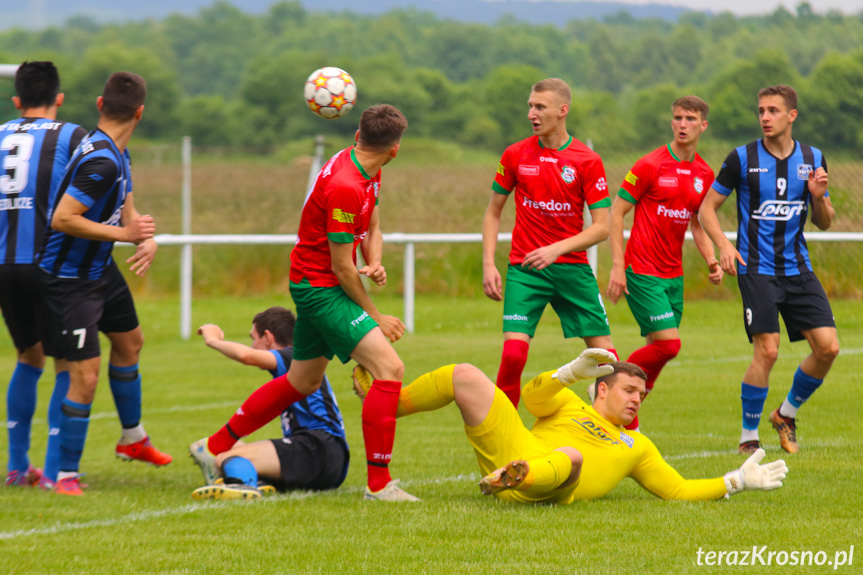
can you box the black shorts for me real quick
[737,272,835,343]
[268,430,349,491]
[38,260,140,361]
[0,264,60,356]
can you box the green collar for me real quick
[350,147,371,179]
[538,135,573,152]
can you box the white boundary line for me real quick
[0,474,479,541]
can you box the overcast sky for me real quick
[579,0,863,16]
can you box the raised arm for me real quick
[197,323,277,370]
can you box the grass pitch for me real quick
[1,295,862,574]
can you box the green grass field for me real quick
[1,295,862,574]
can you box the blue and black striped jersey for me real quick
[269,347,348,447]
[38,129,132,279]
[0,117,86,264]
[712,139,827,276]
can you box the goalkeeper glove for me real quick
[723,448,788,495]
[553,348,616,386]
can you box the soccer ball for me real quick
[304,67,357,119]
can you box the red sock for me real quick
[496,339,529,407]
[625,414,640,430]
[362,379,402,492]
[605,347,619,360]
[626,339,681,393]
[208,374,306,454]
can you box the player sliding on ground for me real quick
[354,350,787,503]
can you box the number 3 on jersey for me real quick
[1,133,36,194]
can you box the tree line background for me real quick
[1,1,863,155]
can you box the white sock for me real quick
[779,399,798,419]
[57,471,77,481]
[119,424,146,445]
[740,428,759,444]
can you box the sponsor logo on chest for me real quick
[572,417,620,445]
[752,200,806,221]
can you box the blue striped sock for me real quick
[59,398,91,473]
[109,364,142,429]
[741,382,769,431]
[44,371,71,482]
[6,362,43,473]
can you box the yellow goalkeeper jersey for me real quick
[522,371,727,503]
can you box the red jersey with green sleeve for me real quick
[289,146,380,287]
[493,135,611,265]
[619,145,714,278]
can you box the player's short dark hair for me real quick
[101,72,147,122]
[252,307,295,347]
[672,95,709,120]
[357,104,408,150]
[591,361,647,398]
[531,78,572,107]
[15,61,60,109]
[758,85,798,112]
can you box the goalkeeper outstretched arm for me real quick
[632,440,788,500]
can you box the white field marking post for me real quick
[149,230,863,339]
[180,137,192,339]
[0,64,18,78]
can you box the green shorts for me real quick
[289,279,378,363]
[502,263,610,338]
[624,268,683,337]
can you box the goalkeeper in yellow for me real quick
[354,349,788,503]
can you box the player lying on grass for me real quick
[189,307,349,501]
[354,350,787,503]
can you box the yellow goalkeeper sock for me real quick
[517,450,573,492]
[397,364,456,417]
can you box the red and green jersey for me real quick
[619,145,714,278]
[289,146,380,287]
[493,135,611,265]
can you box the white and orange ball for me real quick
[304,67,357,119]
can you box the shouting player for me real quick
[698,85,839,454]
[483,78,616,408]
[607,96,722,430]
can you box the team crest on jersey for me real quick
[620,431,634,448]
[561,166,576,184]
[694,177,704,193]
[797,163,813,180]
